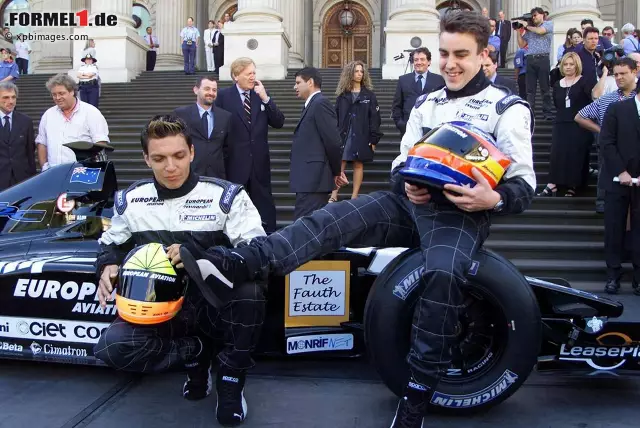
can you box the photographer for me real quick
[591,47,631,99]
[516,7,553,120]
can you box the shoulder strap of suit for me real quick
[114,178,154,216]
[199,177,245,214]
[495,92,535,133]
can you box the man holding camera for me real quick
[516,7,553,120]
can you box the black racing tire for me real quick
[363,247,542,415]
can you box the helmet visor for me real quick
[118,270,187,303]
[416,123,483,157]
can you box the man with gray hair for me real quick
[0,81,36,190]
[621,23,638,55]
[36,73,109,170]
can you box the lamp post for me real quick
[339,1,357,36]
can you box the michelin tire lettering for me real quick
[430,369,518,408]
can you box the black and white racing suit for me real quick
[93,172,267,372]
[218,70,537,391]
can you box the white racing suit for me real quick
[207,70,536,391]
[93,173,267,372]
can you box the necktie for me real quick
[243,91,251,124]
[3,115,9,133]
[416,74,424,93]
[202,111,209,138]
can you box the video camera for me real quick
[394,49,418,64]
[511,13,533,30]
[600,45,625,69]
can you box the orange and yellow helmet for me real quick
[115,243,188,325]
[399,121,512,189]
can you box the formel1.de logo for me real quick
[5,10,118,27]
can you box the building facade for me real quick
[2,0,637,81]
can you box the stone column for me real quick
[281,0,305,68]
[218,0,291,80]
[550,0,603,68]
[31,0,73,74]
[154,0,187,70]
[196,0,208,71]
[70,0,147,82]
[382,0,440,79]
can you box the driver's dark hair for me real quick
[295,67,322,89]
[413,46,431,61]
[439,11,489,53]
[614,57,638,71]
[140,114,193,154]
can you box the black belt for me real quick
[526,53,549,58]
[79,80,97,85]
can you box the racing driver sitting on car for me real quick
[93,115,267,427]
[174,11,536,428]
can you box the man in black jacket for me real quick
[291,67,346,219]
[599,96,640,295]
[482,51,518,93]
[168,11,536,428]
[391,47,445,137]
[0,81,36,190]
[173,76,231,179]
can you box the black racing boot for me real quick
[216,365,248,426]
[182,337,213,401]
[390,378,431,428]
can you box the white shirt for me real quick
[78,63,99,81]
[35,99,110,167]
[14,41,30,59]
[305,90,321,108]
[144,34,159,51]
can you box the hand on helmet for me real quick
[443,168,501,212]
[166,243,184,269]
[405,182,431,205]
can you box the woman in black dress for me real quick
[329,60,383,202]
[538,52,595,197]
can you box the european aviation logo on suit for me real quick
[70,167,100,185]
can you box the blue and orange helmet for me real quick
[399,121,511,189]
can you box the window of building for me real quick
[133,3,151,38]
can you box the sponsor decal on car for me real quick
[1,256,97,275]
[30,341,88,357]
[0,316,110,344]
[0,202,46,222]
[558,332,640,371]
[13,278,117,315]
[430,369,519,408]
[179,214,218,222]
[0,341,22,353]
[286,334,354,354]
[0,321,8,333]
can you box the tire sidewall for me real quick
[364,248,542,415]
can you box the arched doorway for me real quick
[1,0,30,38]
[322,1,372,68]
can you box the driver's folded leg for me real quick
[93,281,267,426]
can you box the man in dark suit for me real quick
[174,76,231,179]
[495,11,511,68]
[215,57,285,233]
[291,67,346,219]
[212,22,224,74]
[391,47,445,136]
[483,51,518,94]
[0,81,35,190]
[599,96,640,295]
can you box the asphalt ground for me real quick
[2,290,640,428]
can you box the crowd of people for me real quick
[1,6,640,428]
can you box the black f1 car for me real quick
[0,142,638,415]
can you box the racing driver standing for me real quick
[175,10,536,428]
[93,115,267,426]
